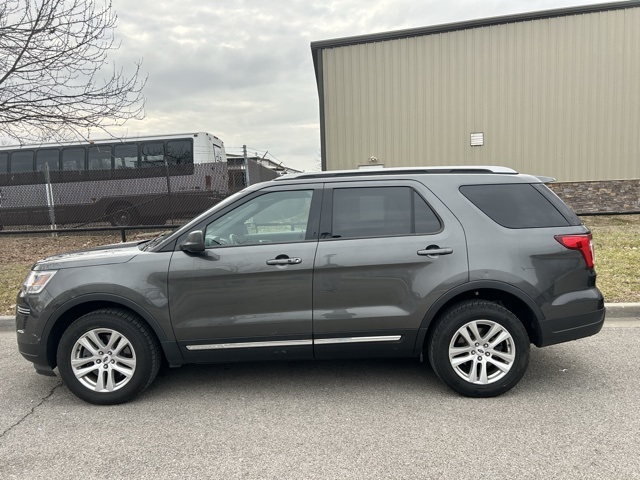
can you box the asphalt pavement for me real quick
[1,319,639,479]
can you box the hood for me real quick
[33,241,146,270]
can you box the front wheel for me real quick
[428,300,530,397]
[57,309,161,405]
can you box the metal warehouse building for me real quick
[311,1,640,183]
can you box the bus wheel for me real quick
[108,203,139,226]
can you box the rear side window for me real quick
[460,184,571,228]
[532,184,582,226]
[331,186,441,238]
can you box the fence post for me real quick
[164,155,175,224]
[243,144,250,187]
[43,164,57,236]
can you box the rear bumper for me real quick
[537,307,605,347]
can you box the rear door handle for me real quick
[417,247,453,257]
[266,257,302,265]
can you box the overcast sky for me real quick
[109,0,607,171]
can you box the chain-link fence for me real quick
[0,159,278,231]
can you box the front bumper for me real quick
[16,298,57,376]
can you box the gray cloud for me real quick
[107,0,603,171]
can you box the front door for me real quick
[168,186,322,362]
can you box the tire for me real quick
[57,308,161,405]
[108,203,139,226]
[428,300,530,398]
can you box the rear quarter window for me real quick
[460,184,572,229]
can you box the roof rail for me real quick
[275,166,518,181]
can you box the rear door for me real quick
[312,180,468,358]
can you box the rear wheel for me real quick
[57,309,161,405]
[108,203,139,226]
[428,300,530,397]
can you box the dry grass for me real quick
[582,215,640,303]
[0,232,149,315]
[0,217,638,315]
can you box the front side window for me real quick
[10,151,34,173]
[0,153,7,173]
[205,190,313,246]
[331,186,441,239]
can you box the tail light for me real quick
[554,234,595,269]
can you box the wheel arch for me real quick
[43,294,183,369]
[414,281,545,356]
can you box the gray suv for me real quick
[16,167,605,404]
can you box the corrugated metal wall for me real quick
[320,7,640,181]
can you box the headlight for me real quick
[21,270,57,295]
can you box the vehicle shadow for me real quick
[144,341,609,402]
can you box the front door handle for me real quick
[266,257,302,265]
[417,246,453,257]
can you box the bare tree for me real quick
[0,0,146,143]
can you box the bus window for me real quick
[62,147,85,170]
[213,145,223,163]
[0,153,7,173]
[88,145,113,170]
[36,149,60,172]
[166,140,192,165]
[10,151,34,173]
[114,144,138,169]
[141,142,164,167]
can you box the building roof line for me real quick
[310,1,640,52]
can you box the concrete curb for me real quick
[602,303,640,319]
[0,316,16,331]
[1,303,639,332]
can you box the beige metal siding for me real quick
[321,8,640,181]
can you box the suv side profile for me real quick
[16,167,605,404]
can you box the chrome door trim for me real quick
[186,339,313,351]
[314,335,402,345]
[186,335,403,351]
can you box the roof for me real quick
[0,132,222,151]
[310,1,640,81]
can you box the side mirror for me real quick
[180,230,205,253]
